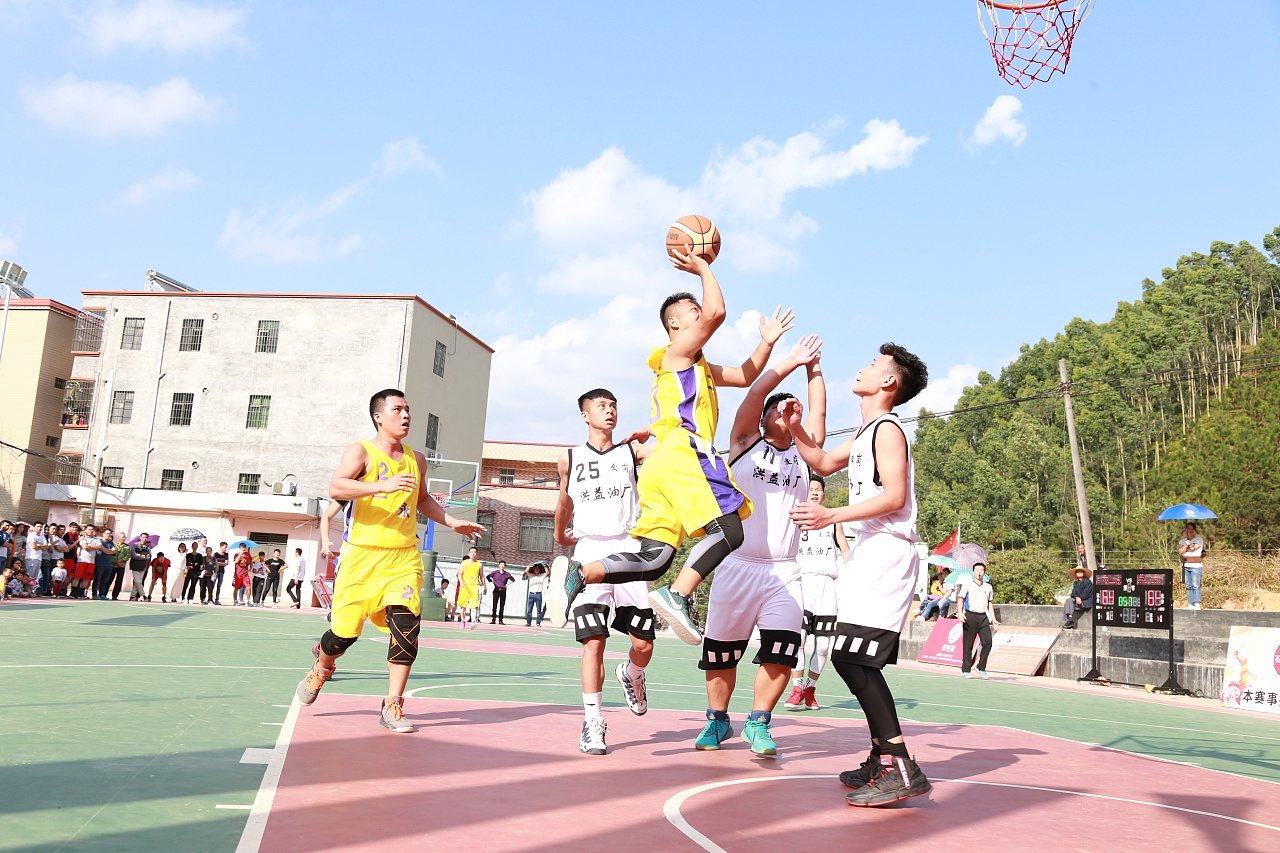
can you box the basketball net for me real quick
[977,0,1096,88]
[429,493,450,509]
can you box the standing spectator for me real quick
[957,563,999,679]
[264,549,286,607]
[44,525,67,596]
[286,548,307,609]
[232,544,251,605]
[1062,565,1094,629]
[92,528,116,600]
[199,547,217,604]
[12,523,29,580]
[24,522,48,593]
[73,525,103,599]
[1177,522,1206,610]
[109,534,131,600]
[128,534,152,601]
[147,552,171,601]
[180,543,204,604]
[212,543,230,605]
[0,521,12,569]
[251,551,268,606]
[525,561,548,627]
[487,560,514,625]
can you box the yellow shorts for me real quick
[329,544,423,638]
[455,584,480,609]
[631,430,752,548]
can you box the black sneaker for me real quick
[845,755,931,807]
[839,752,882,789]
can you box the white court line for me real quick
[235,696,302,853]
[260,722,283,726]
[240,748,274,764]
[0,614,315,637]
[216,804,254,810]
[663,776,1280,852]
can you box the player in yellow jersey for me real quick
[296,389,485,733]
[547,245,794,645]
[454,546,484,629]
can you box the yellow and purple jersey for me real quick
[345,441,420,549]
[647,345,719,443]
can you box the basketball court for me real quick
[4,599,1280,852]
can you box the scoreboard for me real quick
[1093,569,1173,628]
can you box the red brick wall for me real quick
[476,457,570,567]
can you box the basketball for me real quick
[666,215,721,264]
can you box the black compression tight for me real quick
[683,513,744,581]
[833,660,902,744]
[597,538,677,584]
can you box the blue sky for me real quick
[2,1,1278,448]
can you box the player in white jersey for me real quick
[695,334,825,758]
[787,343,932,807]
[554,388,656,756]
[784,474,850,712]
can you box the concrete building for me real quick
[0,298,80,521]
[474,440,573,567]
[37,288,492,587]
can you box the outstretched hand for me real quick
[450,519,487,540]
[758,305,795,346]
[780,398,805,433]
[790,501,835,531]
[669,245,710,275]
[788,334,822,366]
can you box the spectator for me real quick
[200,547,217,604]
[265,549,286,607]
[251,551,268,607]
[7,561,31,598]
[957,562,1000,679]
[42,524,65,596]
[12,523,28,580]
[24,522,48,594]
[92,528,116,600]
[917,568,954,621]
[525,561,548,627]
[2,560,16,599]
[72,524,102,599]
[180,542,203,604]
[232,544,251,605]
[440,578,456,622]
[1062,565,1094,629]
[147,552,171,601]
[0,520,12,568]
[487,560,515,625]
[1076,543,1087,567]
[212,543,230,605]
[128,534,153,601]
[1177,522,1206,610]
[286,548,307,609]
[109,533,131,600]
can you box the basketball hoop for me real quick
[977,0,1096,88]
[429,493,450,509]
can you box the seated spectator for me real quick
[919,568,955,620]
[1062,565,1094,629]
[440,578,456,621]
[1,562,14,599]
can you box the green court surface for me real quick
[2,600,1278,851]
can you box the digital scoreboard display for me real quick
[1093,569,1173,628]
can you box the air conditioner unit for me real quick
[272,481,296,496]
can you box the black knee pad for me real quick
[699,636,749,671]
[386,605,421,665]
[637,539,677,573]
[686,514,746,580]
[320,630,358,657]
[753,629,803,668]
[708,512,745,551]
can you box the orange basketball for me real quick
[665,215,721,264]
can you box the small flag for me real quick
[932,527,960,557]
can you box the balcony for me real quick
[71,309,105,354]
[60,381,95,428]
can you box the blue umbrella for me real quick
[231,539,259,550]
[1157,504,1217,521]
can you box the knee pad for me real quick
[637,539,677,573]
[753,629,802,668]
[320,630,358,658]
[386,605,420,665]
[699,636,749,671]
[833,659,871,694]
[686,514,746,580]
[708,512,745,551]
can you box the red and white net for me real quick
[977,0,1096,88]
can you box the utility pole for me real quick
[88,456,105,526]
[1060,358,1096,572]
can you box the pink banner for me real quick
[917,618,971,667]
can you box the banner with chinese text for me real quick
[1222,626,1280,715]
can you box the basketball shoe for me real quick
[694,711,733,750]
[845,755,931,807]
[547,556,585,629]
[296,662,335,705]
[741,716,777,757]
[648,586,702,645]
[379,697,413,733]
[615,661,648,715]
[802,685,820,710]
[783,684,806,710]
[839,752,882,789]
[579,718,607,755]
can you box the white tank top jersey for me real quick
[567,442,639,539]
[730,436,810,561]
[797,524,840,578]
[847,413,918,542]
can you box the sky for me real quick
[2,1,1278,451]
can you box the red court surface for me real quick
[249,696,1280,853]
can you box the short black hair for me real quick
[762,392,796,421]
[809,472,825,488]
[880,343,928,407]
[577,388,617,412]
[660,292,697,330]
[369,389,406,427]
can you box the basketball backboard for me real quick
[423,456,479,508]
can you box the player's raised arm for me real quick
[414,451,487,539]
[728,334,822,455]
[790,419,910,530]
[553,450,577,547]
[784,404,849,477]
[665,247,727,366]
[710,305,795,388]
[802,347,828,447]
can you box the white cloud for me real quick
[21,75,220,138]
[0,234,16,255]
[220,137,437,263]
[912,363,982,417]
[117,165,200,206]
[969,95,1027,148]
[81,0,246,53]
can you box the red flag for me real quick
[932,527,960,557]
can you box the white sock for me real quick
[801,676,813,690]
[793,676,805,688]
[583,692,602,720]
[626,661,645,681]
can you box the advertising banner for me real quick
[1222,626,1280,715]
[917,618,969,667]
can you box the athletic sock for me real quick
[748,710,771,724]
[801,676,813,690]
[626,660,645,681]
[793,676,805,688]
[583,692,602,721]
[881,739,910,758]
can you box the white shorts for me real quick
[832,532,919,668]
[800,572,838,636]
[701,554,803,671]
[572,534,654,642]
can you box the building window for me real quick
[61,382,95,426]
[246,395,271,429]
[45,435,59,448]
[531,475,559,487]
[433,341,447,377]
[160,468,184,491]
[54,377,67,389]
[73,309,105,353]
[497,468,515,485]
[101,466,124,488]
[518,515,554,553]
[474,511,496,549]
[237,473,262,494]
[425,413,440,452]
[120,317,144,351]
[53,456,83,485]
[170,392,194,426]
[179,318,204,352]
[109,390,135,424]
[256,320,280,354]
